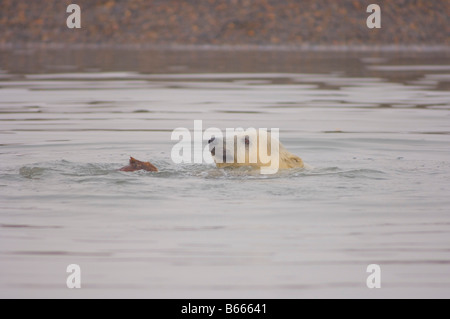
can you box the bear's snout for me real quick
[208,136,216,156]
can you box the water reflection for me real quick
[0,49,450,298]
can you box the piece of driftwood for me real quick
[119,157,158,172]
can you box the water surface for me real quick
[0,49,449,298]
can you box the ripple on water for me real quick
[19,166,47,179]
[16,159,386,184]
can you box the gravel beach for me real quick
[0,0,448,48]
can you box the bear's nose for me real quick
[208,137,215,144]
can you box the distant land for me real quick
[0,0,448,49]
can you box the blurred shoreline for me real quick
[1,43,449,53]
[1,0,448,50]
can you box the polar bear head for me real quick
[207,129,303,174]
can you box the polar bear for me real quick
[207,129,304,174]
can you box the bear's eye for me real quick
[244,136,250,146]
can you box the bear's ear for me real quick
[288,155,304,167]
